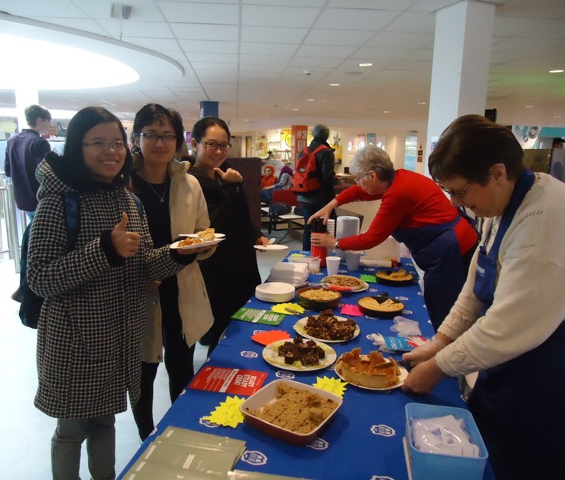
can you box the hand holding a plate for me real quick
[255,236,271,247]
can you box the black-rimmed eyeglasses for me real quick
[199,140,232,152]
[139,133,177,143]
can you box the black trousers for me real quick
[132,319,196,440]
[299,203,336,251]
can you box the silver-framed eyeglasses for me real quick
[83,141,126,151]
[199,140,232,152]
[139,132,177,144]
[354,172,371,184]
[439,182,471,200]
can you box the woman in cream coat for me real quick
[130,104,215,440]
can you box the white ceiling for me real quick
[0,0,564,133]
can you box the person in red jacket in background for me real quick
[310,144,478,330]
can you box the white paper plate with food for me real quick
[262,338,337,371]
[179,232,225,239]
[170,238,225,250]
[334,349,408,391]
[335,362,408,391]
[293,314,360,343]
[321,275,369,292]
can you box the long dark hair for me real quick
[47,107,132,189]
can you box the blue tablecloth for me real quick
[119,252,494,480]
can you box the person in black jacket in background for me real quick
[296,124,338,250]
[189,116,269,354]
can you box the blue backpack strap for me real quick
[62,191,81,249]
[129,192,144,221]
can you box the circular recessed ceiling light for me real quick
[0,33,139,90]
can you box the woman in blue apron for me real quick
[402,114,565,480]
[393,216,473,330]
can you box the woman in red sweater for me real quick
[310,145,478,329]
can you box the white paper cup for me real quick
[326,256,341,276]
[345,251,362,271]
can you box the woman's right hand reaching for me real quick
[111,212,141,258]
[307,199,338,225]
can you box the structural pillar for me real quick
[424,1,495,176]
[199,101,219,118]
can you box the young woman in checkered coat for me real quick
[27,107,195,479]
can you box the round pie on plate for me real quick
[335,348,407,390]
[358,295,404,318]
[375,269,414,286]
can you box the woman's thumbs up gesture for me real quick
[111,212,141,258]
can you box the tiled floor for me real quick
[0,227,301,479]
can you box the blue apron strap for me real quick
[473,169,535,309]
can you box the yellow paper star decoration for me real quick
[204,396,246,428]
[271,303,305,315]
[313,377,348,398]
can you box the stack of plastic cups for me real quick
[335,216,360,260]
[326,219,336,236]
[326,219,336,254]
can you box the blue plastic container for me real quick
[405,403,488,480]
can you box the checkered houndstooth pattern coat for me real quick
[28,160,185,419]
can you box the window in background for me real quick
[404,134,417,171]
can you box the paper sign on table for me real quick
[190,366,268,395]
[231,307,286,325]
[251,330,291,346]
[340,304,364,316]
[369,334,431,352]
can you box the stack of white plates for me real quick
[255,282,295,303]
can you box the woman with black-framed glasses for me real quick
[309,144,479,330]
[189,116,269,354]
[129,103,215,441]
